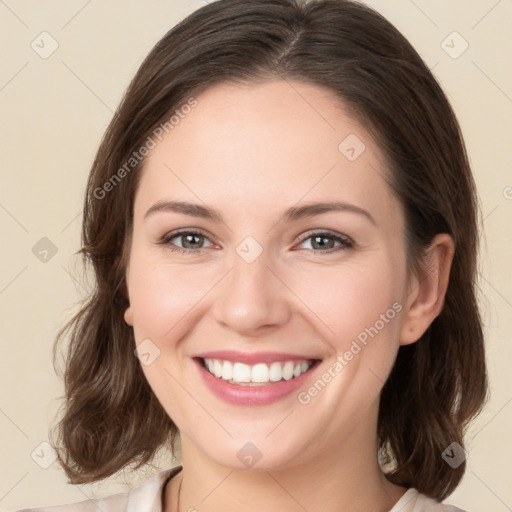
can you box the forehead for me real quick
[134,80,401,228]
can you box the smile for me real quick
[193,351,322,406]
[202,358,314,386]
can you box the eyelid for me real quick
[296,228,352,243]
[294,229,354,251]
[158,228,354,253]
[158,228,216,251]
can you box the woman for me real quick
[13,0,487,510]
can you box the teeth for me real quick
[203,358,314,385]
[233,362,251,382]
[251,363,269,383]
[282,361,294,380]
[222,360,233,380]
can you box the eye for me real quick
[157,229,353,254]
[296,231,353,253]
[158,229,214,253]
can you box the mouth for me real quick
[199,357,316,386]
[193,351,322,406]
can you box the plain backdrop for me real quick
[0,0,511,510]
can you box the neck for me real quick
[165,408,406,512]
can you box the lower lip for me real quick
[194,358,321,406]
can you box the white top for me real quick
[9,465,467,512]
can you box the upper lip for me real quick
[194,350,321,365]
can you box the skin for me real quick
[123,80,454,512]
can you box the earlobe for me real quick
[399,233,455,346]
[121,270,134,325]
[122,280,134,326]
[124,306,134,326]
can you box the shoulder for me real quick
[390,488,469,512]
[8,466,182,512]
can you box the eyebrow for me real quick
[144,200,376,225]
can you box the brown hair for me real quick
[50,0,488,499]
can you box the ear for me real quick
[400,233,455,345]
[124,303,133,326]
[120,254,133,326]
[122,280,133,326]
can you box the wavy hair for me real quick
[50,0,488,499]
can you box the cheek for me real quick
[127,254,220,343]
[287,258,404,350]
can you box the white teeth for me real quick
[232,362,251,382]
[222,360,233,380]
[282,361,295,380]
[269,362,282,382]
[213,359,223,378]
[251,363,269,383]
[203,358,314,385]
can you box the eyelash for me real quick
[157,228,354,255]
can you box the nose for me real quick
[212,251,292,337]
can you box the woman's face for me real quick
[124,80,412,470]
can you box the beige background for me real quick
[0,0,511,510]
